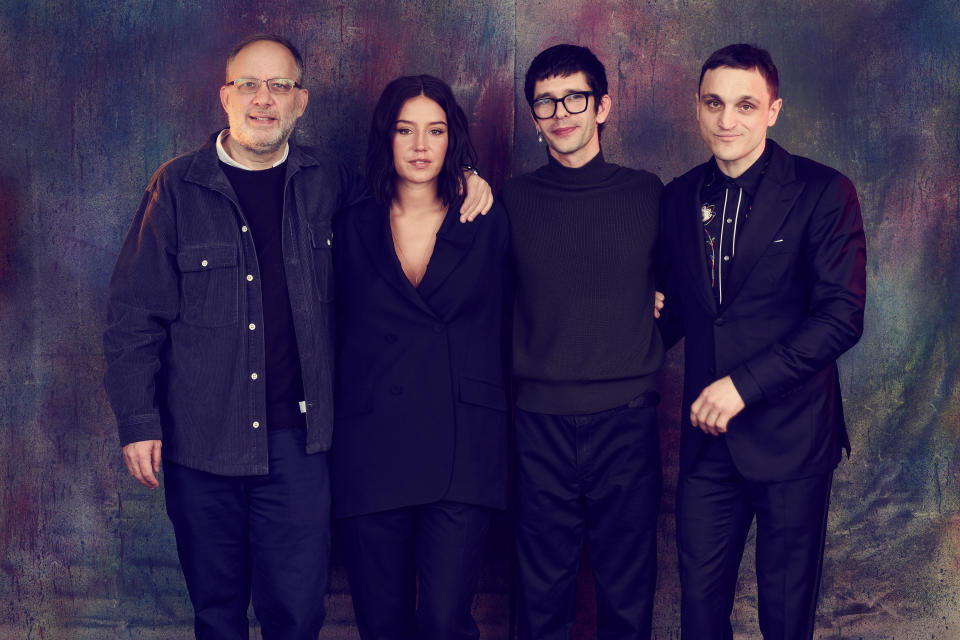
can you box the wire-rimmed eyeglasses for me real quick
[224,78,302,95]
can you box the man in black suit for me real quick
[658,44,866,640]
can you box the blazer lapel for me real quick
[416,206,478,299]
[722,141,804,307]
[677,169,719,315]
[355,203,438,318]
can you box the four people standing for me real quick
[105,33,865,640]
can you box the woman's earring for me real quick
[537,131,543,144]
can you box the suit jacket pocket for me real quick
[459,377,507,411]
[177,244,238,327]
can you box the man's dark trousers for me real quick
[164,427,331,640]
[677,436,833,640]
[514,396,661,639]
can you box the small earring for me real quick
[537,131,543,144]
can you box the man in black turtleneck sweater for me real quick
[501,44,663,640]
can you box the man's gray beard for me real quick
[234,131,286,155]
[229,119,295,156]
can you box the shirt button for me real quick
[250,372,258,380]
[241,225,248,232]
[326,238,332,246]
[726,218,733,223]
[201,259,208,267]
[723,256,730,262]
[252,421,260,429]
[248,323,256,331]
[246,274,254,282]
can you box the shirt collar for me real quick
[216,129,289,170]
[702,143,772,200]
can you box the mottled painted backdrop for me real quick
[1,1,957,638]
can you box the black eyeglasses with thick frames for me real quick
[224,78,302,95]
[530,91,596,119]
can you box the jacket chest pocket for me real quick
[310,225,334,302]
[177,245,239,327]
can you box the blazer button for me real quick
[390,384,403,395]
[385,333,398,343]
[714,317,725,326]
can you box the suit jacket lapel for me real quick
[677,168,719,315]
[722,140,804,307]
[355,203,438,318]
[417,206,478,300]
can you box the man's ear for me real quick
[767,97,783,127]
[219,84,231,115]
[529,109,542,135]
[695,92,700,122]
[595,93,612,125]
[296,87,309,117]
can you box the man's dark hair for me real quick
[366,75,477,208]
[699,44,779,100]
[225,33,305,82]
[523,44,608,106]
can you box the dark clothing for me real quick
[337,501,493,640]
[330,196,510,639]
[163,428,331,640]
[504,150,664,639]
[514,399,661,639]
[501,152,664,415]
[220,162,305,430]
[699,145,772,303]
[658,139,865,482]
[677,437,833,640]
[104,132,366,475]
[330,199,511,519]
[658,139,866,640]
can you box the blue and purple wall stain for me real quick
[1,1,957,638]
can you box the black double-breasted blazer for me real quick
[658,140,866,482]
[330,199,511,519]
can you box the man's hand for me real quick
[459,171,494,222]
[690,376,745,436]
[654,291,664,318]
[123,440,162,488]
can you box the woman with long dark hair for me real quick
[330,75,510,639]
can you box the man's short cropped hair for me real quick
[523,44,608,107]
[699,44,779,101]
[225,33,305,83]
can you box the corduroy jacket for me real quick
[104,132,366,475]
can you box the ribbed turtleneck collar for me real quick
[535,150,620,187]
